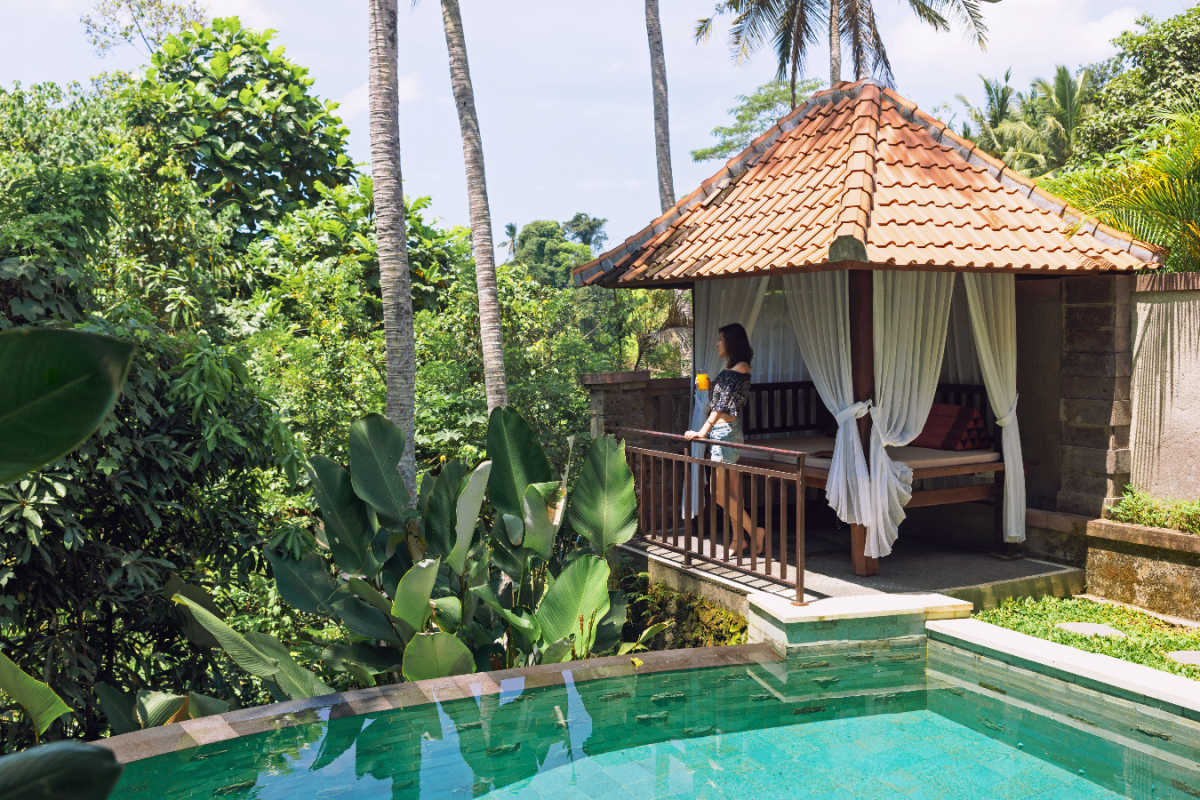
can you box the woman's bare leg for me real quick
[713,464,764,556]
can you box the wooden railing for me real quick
[744,380,833,436]
[613,427,808,604]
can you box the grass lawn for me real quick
[976,596,1200,681]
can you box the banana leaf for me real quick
[0,741,122,800]
[566,436,637,556]
[308,455,376,575]
[485,407,552,518]
[533,556,611,647]
[401,633,474,682]
[447,461,491,575]
[0,328,134,484]
[0,651,71,737]
[349,414,410,522]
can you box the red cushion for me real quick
[913,403,987,450]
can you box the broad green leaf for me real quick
[94,682,137,735]
[320,642,402,676]
[425,461,470,558]
[447,461,490,575]
[0,329,134,485]
[186,691,231,720]
[308,455,376,575]
[347,578,392,616]
[593,591,628,655]
[162,574,222,649]
[567,436,638,556]
[349,414,409,522]
[245,632,334,699]
[171,595,279,681]
[0,741,122,800]
[134,690,187,728]
[539,638,573,665]
[500,513,524,548]
[266,551,339,614]
[328,587,401,643]
[485,407,552,518]
[618,620,674,654]
[390,558,439,632]
[401,633,474,682]
[0,651,71,737]
[430,596,462,633]
[469,584,540,648]
[533,556,611,647]
[520,483,557,560]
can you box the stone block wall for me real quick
[581,371,690,442]
[1056,275,1133,517]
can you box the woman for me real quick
[685,323,765,555]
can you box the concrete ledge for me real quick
[1087,518,1200,556]
[926,617,1200,719]
[941,564,1085,611]
[748,591,971,653]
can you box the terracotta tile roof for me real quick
[575,80,1165,287]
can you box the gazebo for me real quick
[575,79,1162,593]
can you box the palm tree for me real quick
[698,0,998,104]
[440,0,507,410]
[502,222,518,259]
[1030,65,1093,174]
[1046,104,1200,271]
[645,0,675,212]
[367,0,417,497]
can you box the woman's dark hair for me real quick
[719,323,753,367]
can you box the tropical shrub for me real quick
[1107,486,1200,536]
[175,408,660,695]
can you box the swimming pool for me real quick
[107,637,1199,799]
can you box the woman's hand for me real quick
[684,430,701,440]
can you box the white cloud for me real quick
[882,0,1142,108]
[206,0,274,29]
[336,73,422,120]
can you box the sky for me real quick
[1,0,1195,249]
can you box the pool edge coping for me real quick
[926,617,1200,720]
[92,642,780,764]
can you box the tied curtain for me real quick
[780,272,871,526]
[866,271,955,558]
[964,273,1026,543]
[686,277,769,516]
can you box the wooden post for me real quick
[848,270,879,577]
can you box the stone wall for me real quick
[580,371,690,442]
[1130,273,1200,500]
[1056,275,1133,517]
[1015,278,1064,509]
[1085,518,1200,620]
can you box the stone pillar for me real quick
[1057,275,1133,517]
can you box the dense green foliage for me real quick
[1074,9,1200,162]
[1105,486,1200,536]
[977,597,1200,680]
[622,571,747,649]
[0,15,684,753]
[129,18,353,248]
[692,79,822,162]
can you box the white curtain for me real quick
[686,277,769,515]
[942,278,984,385]
[755,279,810,383]
[866,271,955,557]
[963,273,1027,543]
[780,272,871,526]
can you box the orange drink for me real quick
[696,373,710,391]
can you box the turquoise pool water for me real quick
[110,649,1196,799]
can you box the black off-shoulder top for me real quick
[707,369,751,417]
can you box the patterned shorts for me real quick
[708,420,744,464]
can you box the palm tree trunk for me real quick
[645,0,674,213]
[644,0,692,374]
[440,0,507,411]
[367,0,417,497]
[829,0,842,85]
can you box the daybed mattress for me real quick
[746,435,1000,472]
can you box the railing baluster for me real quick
[638,451,646,535]
[708,462,717,560]
[670,452,679,548]
[682,446,693,565]
[657,453,665,542]
[795,458,806,604]
[749,471,759,574]
[765,475,774,577]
